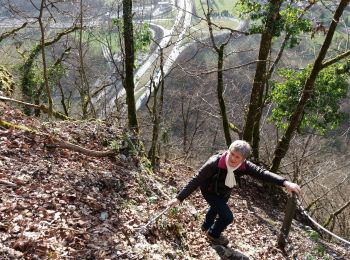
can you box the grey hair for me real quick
[228,140,251,158]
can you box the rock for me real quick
[100,211,109,221]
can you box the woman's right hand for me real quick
[167,198,181,207]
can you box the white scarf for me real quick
[225,153,242,188]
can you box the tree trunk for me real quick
[181,96,191,153]
[217,45,232,146]
[243,0,282,143]
[123,0,139,133]
[204,0,233,147]
[38,0,53,118]
[58,81,70,117]
[148,96,159,167]
[270,0,350,172]
[54,48,71,117]
[34,83,45,117]
[251,33,291,160]
[251,106,262,159]
[148,48,165,168]
[79,0,95,119]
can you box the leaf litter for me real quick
[0,102,349,259]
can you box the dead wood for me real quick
[0,96,70,120]
[46,140,116,158]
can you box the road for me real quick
[92,22,168,109]
[135,0,193,110]
[94,0,193,117]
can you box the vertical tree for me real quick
[270,0,350,172]
[147,47,165,168]
[38,0,53,117]
[239,0,313,160]
[242,0,282,154]
[203,0,234,147]
[123,0,139,133]
[78,0,95,119]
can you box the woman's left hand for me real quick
[283,180,301,195]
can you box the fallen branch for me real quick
[0,118,34,132]
[0,96,70,120]
[0,118,116,158]
[0,179,17,188]
[46,141,116,157]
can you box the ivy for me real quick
[112,19,152,54]
[269,63,349,135]
[135,23,152,53]
[236,0,312,44]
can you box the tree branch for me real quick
[0,22,28,42]
[0,179,17,188]
[190,60,259,76]
[0,118,116,158]
[323,200,350,228]
[306,175,349,210]
[321,50,350,69]
[0,96,70,120]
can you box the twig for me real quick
[0,179,17,187]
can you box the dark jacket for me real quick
[176,153,286,202]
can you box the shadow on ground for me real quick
[211,244,250,260]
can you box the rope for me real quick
[295,195,350,247]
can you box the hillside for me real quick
[0,102,349,259]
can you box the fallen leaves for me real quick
[1,102,349,259]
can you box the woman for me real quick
[168,140,301,246]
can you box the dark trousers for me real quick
[201,190,234,238]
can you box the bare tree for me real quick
[201,0,236,146]
[146,47,166,168]
[78,0,96,119]
[38,0,53,117]
[123,0,139,133]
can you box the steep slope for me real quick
[0,102,349,259]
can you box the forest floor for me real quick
[0,102,349,259]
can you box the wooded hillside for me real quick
[1,102,349,259]
[1,0,350,259]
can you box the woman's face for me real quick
[227,150,244,167]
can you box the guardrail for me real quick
[277,192,350,248]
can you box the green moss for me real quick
[0,119,34,132]
[0,66,15,96]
